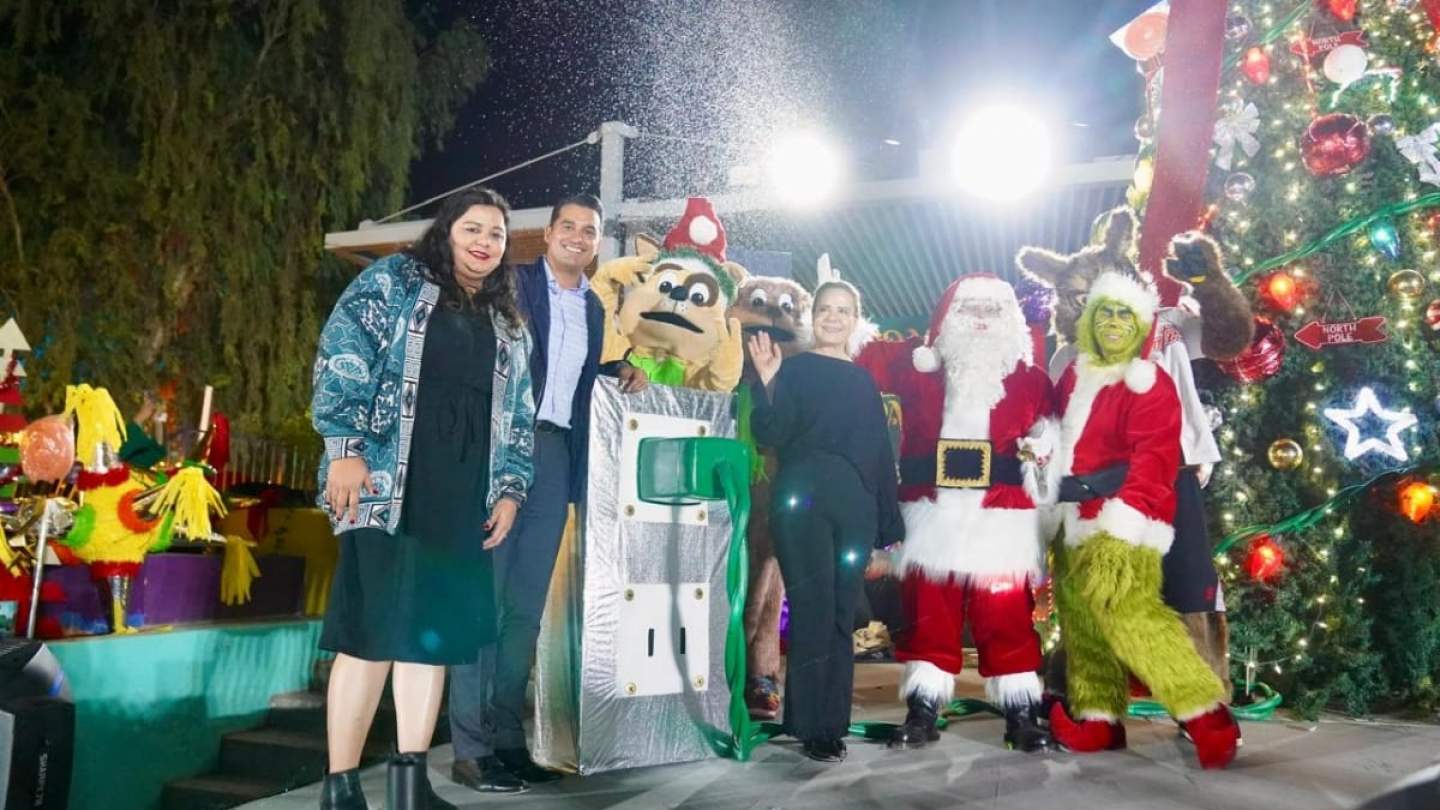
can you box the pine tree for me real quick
[1142,0,1440,717]
[0,1,489,440]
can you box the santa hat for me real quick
[663,197,727,265]
[912,273,1025,373]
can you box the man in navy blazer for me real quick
[449,194,646,793]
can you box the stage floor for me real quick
[241,663,1440,810]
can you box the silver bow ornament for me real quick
[1396,123,1440,187]
[1213,102,1260,171]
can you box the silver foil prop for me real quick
[533,378,737,774]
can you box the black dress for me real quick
[320,305,497,665]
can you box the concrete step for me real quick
[160,774,286,810]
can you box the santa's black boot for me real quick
[888,695,942,749]
[1003,702,1055,752]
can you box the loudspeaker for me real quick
[0,697,73,810]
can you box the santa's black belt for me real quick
[900,439,1022,489]
[1058,464,1130,503]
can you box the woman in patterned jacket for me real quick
[312,186,536,810]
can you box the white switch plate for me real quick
[615,583,710,698]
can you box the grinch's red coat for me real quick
[1054,355,1182,553]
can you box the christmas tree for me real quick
[1132,0,1440,717]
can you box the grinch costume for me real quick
[1048,271,1239,770]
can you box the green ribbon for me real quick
[1215,464,1427,554]
[1234,193,1440,284]
[1128,681,1282,721]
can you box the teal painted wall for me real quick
[50,619,323,810]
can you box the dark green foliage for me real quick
[1194,1,1440,718]
[0,0,487,441]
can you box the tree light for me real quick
[1323,387,1420,461]
[950,105,1052,202]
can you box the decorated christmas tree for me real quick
[1130,0,1440,716]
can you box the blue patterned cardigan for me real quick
[312,253,536,535]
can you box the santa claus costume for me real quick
[858,274,1055,752]
[1047,270,1239,769]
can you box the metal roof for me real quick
[324,156,1131,321]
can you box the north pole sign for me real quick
[1294,316,1388,350]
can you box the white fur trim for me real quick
[1022,460,1061,507]
[986,672,1043,710]
[901,660,956,704]
[1076,709,1120,723]
[1055,355,1126,480]
[1124,358,1157,393]
[1074,497,1174,554]
[688,214,718,245]
[1175,701,1223,723]
[913,344,941,372]
[1087,272,1158,326]
[899,492,1044,580]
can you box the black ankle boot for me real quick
[888,695,941,749]
[319,768,366,810]
[1003,702,1055,752]
[386,752,454,810]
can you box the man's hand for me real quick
[617,362,648,393]
[483,497,520,550]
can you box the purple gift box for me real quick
[46,552,305,635]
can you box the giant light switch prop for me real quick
[533,379,736,774]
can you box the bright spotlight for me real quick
[951,105,1052,202]
[766,131,844,208]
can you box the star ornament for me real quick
[1322,387,1419,462]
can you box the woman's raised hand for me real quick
[747,332,783,385]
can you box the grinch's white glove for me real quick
[1017,418,1058,466]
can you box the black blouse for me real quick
[750,352,905,546]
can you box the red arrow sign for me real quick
[1294,316,1388,350]
[1288,30,1368,61]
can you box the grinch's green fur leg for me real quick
[1074,533,1225,719]
[1055,539,1127,719]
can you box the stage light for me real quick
[951,105,1052,202]
[765,131,845,208]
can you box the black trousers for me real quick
[448,430,571,758]
[771,456,876,741]
[1161,467,1220,614]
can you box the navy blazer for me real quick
[514,258,614,502]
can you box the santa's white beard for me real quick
[933,321,1026,418]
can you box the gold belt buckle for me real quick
[936,439,992,488]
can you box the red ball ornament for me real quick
[1215,318,1287,383]
[1301,113,1371,177]
[1322,0,1356,23]
[1424,298,1440,340]
[1247,535,1286,583]
[1425,210,1440,238]
[1260,272,1300,312]
[1242,47,1271,84]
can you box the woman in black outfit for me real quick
[748,280,904,763]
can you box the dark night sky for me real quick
[404,0,1157,217]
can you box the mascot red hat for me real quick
[663,197,728,265]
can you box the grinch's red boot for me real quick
[1048,702,1126,753]
[1184,705,1239,769]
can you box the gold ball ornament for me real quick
[1267,438,1304,471]
[1387,269,1426,299]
